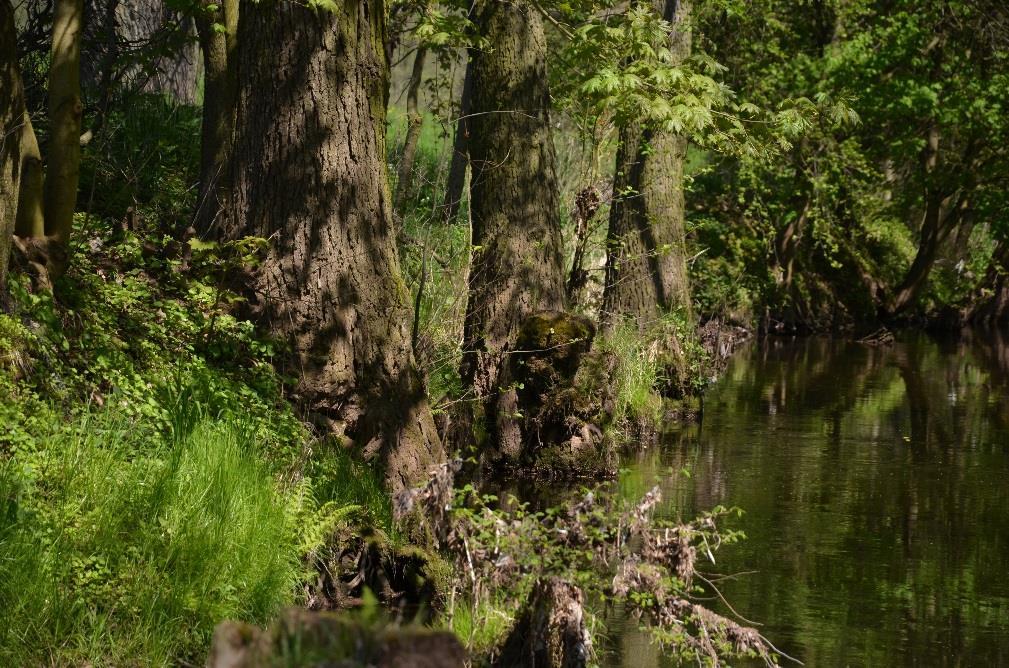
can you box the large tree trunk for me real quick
[441,50,474,223]
[193,0,238,235]
[601,0,692,328]
[43,0,84,250]
[459,0,566,459]
[112,0,202,104]
[1,0,22,293]
[224,0,444,494]
[394,45,426,211]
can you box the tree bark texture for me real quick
[601,0,692,329]
[0,0,22,292]
[460,0,566,458]
[113,0,202,104]
[394,45,426,211]
[193,0,238,235]
[44,0,84,248]
[224,0,444,494]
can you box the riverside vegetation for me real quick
[1,1,1007,666]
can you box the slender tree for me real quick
[441,51,473,223]
[13,113,44,239]
[44,0,85,249]
[460,0,566,458]
[602,0,692,328]
[193,0,238,234]
[394,45,427,210]
[223,0,444,493]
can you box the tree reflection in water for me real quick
[605,331,1009,667]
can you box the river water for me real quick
[604,331,1009,666]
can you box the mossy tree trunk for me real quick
[460,0,566,459]
[43,0,84,253]
[602,0,692,328]
[193,0,238,235]
[0,0,22,293]
[223,0,444,494]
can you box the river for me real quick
[603,331,1009,666]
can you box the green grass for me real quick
[596,322,664,425]
[0,413,301,666]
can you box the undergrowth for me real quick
[0,98,393,664]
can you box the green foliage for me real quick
[596,322,664,423]
[79,95,202,229]
[444,482,766,664]
[689,0,1009,325]
[387,110,471,406]
[0,183,393,666]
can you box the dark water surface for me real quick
[604,331,1009,667]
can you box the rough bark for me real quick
[43,0,84,249]
[113,0,202,104]
[601,0,692,329]
[395,45,427,211]
[224,0,444,494]
[0,0,21,292]
[441,50,474,223]
[193,0,238,235]
[459,0,566,459]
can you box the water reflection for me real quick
[606,331,1009,667]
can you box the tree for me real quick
[112,0,203,104]
[459,0,566,458]
[44,0,85,249]
[970,237,1009,325]
[0,0,22,293]
[193,0,238,234]
[441,50,473,223]
[602,0,693,329]
[3,0,84,280]
[394,44,427,211]
[222,0,444,494]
